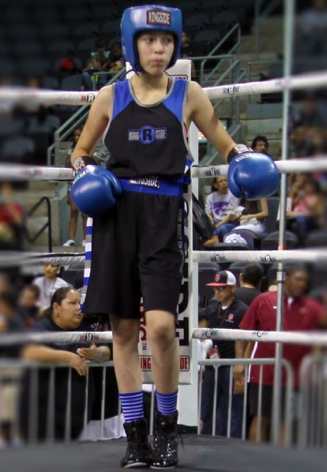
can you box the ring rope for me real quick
[0,251,85,268]
[191,157,327,178]
[193,249,327,265]
[1,249,326,268]
[0,331,112,346]
[1,157,327,182]
[1,71,327,106]
[0,328,326,347]
[193,328,327,346]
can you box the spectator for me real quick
[233,264,326,443]
[295,0,327,56]
[227,197,268,237]
[286,176,324,245]
[32,264,71,312]
[19,283,42,329]
[251,135,269,155]
[20,287,110,441]
[0,182,25,250]
[82,53,110,91]
[234,263,263,306]
[204,176,241,246]
[200,270,248,438]
[63,127,87,247]
[108,41,125,72]
[90,35,110,59]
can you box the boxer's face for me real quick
[137,31,174,75]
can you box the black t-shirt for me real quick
[234,286,262,307]
[20,316,97,441]
[205,297,248,359]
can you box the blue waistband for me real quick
[118,177,183,197]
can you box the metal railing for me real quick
[2,354,326,449]
[24,196,52,252]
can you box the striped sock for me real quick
[120,391,144,423]
[156,389,178,417]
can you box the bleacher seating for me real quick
[0,0,254,90]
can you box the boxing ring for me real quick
[1,6,327,472]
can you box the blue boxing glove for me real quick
[71,164,122,218]
[227,145,280,200]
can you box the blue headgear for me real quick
[121,5,182,72]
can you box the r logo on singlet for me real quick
[128,126,167,144]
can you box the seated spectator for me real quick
[286,176,324,244]
[289,122,315,158]
[32,264,71,313]
[203,176,241,247]
[81,53,110,91]
[90,35,110,60]
[19,283,42,329]
[0,182,25,250]
[20,287,111,441]
[108,41,125,72]
[228,197,268,237]
[251,135,270,156]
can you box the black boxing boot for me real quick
[121,418,152,468]
[151,411,178,469]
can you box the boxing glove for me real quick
[72,165,122,218]
[227,147,280,200]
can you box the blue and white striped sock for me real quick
[156,389,178,417]
[120,391,144,423]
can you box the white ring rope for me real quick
[1,71,327,106]
[191,157,327,179]
[1,249,327,268]
[0,251,85,268]
[193,249,327,265]
[0,163,73,181]
[193,328,327,346]
[0,328,326,347]
[0,331,112,346]
[1,157,327,182]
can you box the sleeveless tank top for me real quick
[104,77,192,182]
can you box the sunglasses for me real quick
[213,286,229,292]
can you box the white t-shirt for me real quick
[33,276,71,309]
[205,190,239,222]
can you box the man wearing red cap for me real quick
[200,270,248,437]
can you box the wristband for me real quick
[72,155,97,174]
[227,144,252,164]
[94,349,103,361]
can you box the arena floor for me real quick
[1,435,327,472]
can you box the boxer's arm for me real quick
[186,81,236,160]
[71,85,113,168]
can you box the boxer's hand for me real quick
[227,146,280,200]
[72,165,122,218]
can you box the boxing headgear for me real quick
[121,5,182,72]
